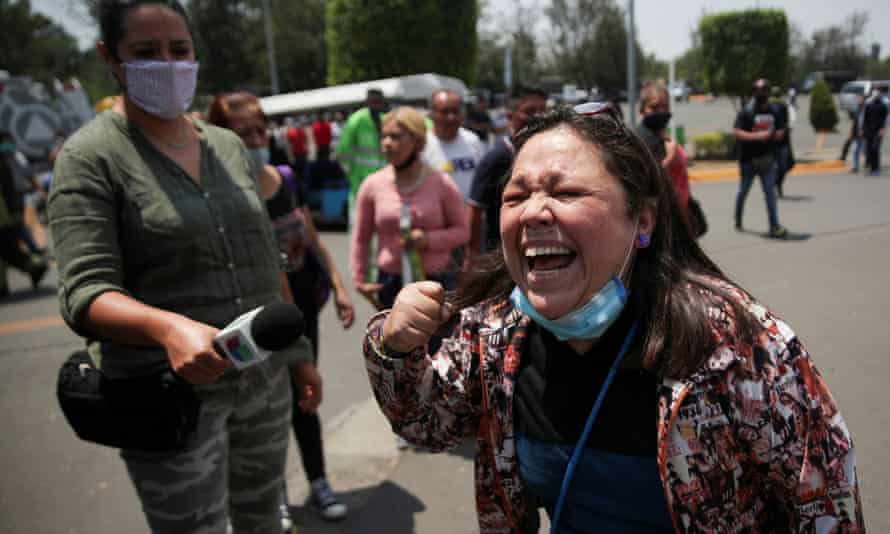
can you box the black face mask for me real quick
[642,111,672,132]
[754,94,769,107]
[394,150,418,171]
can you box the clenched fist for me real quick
[381,281,454,353]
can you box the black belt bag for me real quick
[57,351,200,452]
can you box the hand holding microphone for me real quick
[381,281,454,354]
[213,302,306,369]
[161,316,230,385]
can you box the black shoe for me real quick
[29,262,48,289]
[734,221,742,231]
[769,226,788,239]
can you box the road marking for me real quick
[0,316,66,337]
[690,159,846,183]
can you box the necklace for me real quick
[160,120,196,150]
[141,117,196,151]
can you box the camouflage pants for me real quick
[121,361,291,534]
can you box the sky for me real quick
[31,0,890,63]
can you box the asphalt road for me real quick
[2,108,889,531]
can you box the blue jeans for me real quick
[735,161,780,230]
[851,137,863,171]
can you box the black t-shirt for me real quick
[733,103,786,162]
[513,304,659,457]
[466,109,493,142]
[468,139,513,252]
[636,124,666,163]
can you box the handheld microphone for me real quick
[213,302,306,369]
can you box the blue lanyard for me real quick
[549,319,640,534]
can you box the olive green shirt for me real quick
[49,111,309,378]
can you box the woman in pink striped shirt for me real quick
[350,106,469,324]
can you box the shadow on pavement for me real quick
[288,480,424,533]
[778,194,814,202]
[0,286,57,304]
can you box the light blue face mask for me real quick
[509,223,639,341]
[510,277,628,341]
[248,146,270,171]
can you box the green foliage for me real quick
[189,0,259,95]
[0,0,82,84]
[475,3,540,93]
[692,131,736,160]
[808,78,838,131]
[326,0,478,86]
[789,12,868,85]
[675,31,705,86]
[545,0,641,92]
[699,9,789,98]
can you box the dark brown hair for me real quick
[206,91,267,130]
[455,106,759,379]
[97,0,192,61]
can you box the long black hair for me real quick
[97,0,192,60]
[455,106,759,379]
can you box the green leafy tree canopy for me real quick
[808,78,838,131]
[326,0,478,86]
[699,9,789,100]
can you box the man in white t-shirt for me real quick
[422,89,485,201]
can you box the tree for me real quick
[790,12,870,85]
[188,0,260,95]
[675,30,705,87]
[0,0,82,83]
[326,0,478,86]
[808,78,838,131]
[699,9,789,101]
[267,0,327,93]
[476,3,541,92]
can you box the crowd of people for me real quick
[0,0,868,532]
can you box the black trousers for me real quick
[865,134,883,172]
[289,289,326,482]
[0,224,37,276]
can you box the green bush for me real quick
[809,78,839,131]
[692,131,737,160]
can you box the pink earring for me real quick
[637,233,650,248]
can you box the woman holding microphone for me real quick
[48,1,318,531]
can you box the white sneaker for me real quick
[280,503,294,532]
[310,478,348,521]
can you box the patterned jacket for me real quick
[363,280,864,533]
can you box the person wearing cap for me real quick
[732,78,788,238]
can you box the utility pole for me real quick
[262,0,280,94]
[626,0,637,126]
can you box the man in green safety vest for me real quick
[336,88,388,217]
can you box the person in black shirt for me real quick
[467,87,547,259]
[732,78,788,238]
[862,88,889,176]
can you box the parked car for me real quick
[839,80,890,115]
[670,82,692,102]
[800,71,858,93]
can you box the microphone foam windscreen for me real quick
[250,302,306,351]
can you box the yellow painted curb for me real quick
[0,316,65,337]
[689,159,846,183]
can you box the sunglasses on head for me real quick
[573,101,621,121]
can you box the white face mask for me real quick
[123,60,199,119]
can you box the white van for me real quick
[839,80,890,115]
